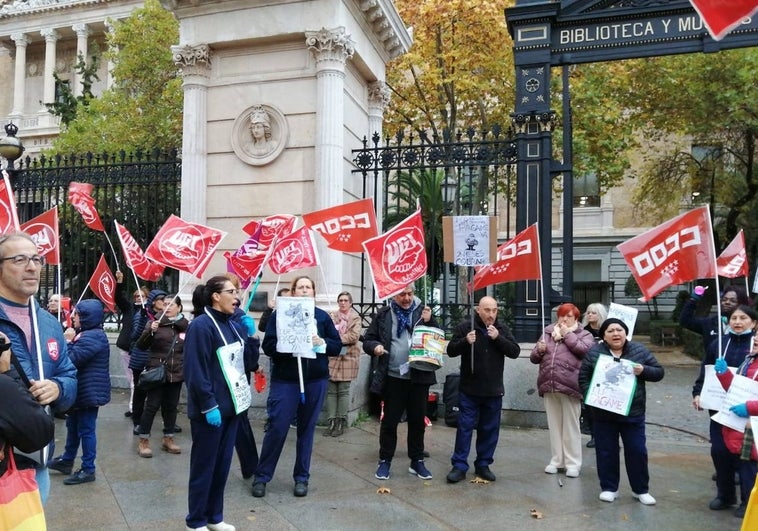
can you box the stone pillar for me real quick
[305,27,355,300]
[172,43,211,291]
[40,28,59,111]
[72,23,89,97]
[367,80,390,230]
[10,33,28,117]
[105,21,116,88]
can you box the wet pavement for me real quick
[43,346,746,530]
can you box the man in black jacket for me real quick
[363,285,437,481]
[444,296,520,483]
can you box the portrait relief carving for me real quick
[231,104,288,166]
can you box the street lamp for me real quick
[441,174,457,212]
[0,123,25,170]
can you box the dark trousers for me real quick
[451,391,502,471]
[711,418,739,503]
[594,415,649,494]
[235,410,259,478]
[131,368,147,427]
[380,376,429,462]
[61,406,99,473]
[138,381,182,437]
[254,378,328,483]
[186,414,240,528]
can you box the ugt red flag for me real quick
[717,229,749,279]
[0,170,20,234]
[114,221,165,282]
[302,198,378,252]
[617,206,716,301]
[268,226,320,275]
[362,208,427,299]
[689,0,758,40]
[242,214,296,247]
[89,255,116,312]
[471,224,541,291]
[20,207,60,265]
[68,182,105,231]
[225,225,271,282]
[144,215,227,278]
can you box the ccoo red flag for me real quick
[617,206,716,301]
[0,170,20,234]
[20,207,60,265]
[717,229,749,279]
[114,221,165,282]
[268,226,320,275]
[302,198,378,252]
[89,255,117,312]
[471,224,541,291]
[362,207,427,299]
[144,215,227,277]
[689,0,758,40]
[68,182,105,231]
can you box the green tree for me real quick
[44,48,100,126]
[49,0,182,154]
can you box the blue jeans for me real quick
[451,392,502,471]
[62,406,99,473]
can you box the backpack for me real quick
[443,372,461,427]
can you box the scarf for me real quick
[335,310,350,335]
[552,321,579,342]
[390,300,414,338]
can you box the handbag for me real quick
[136,363,166,391]
[0,447,47,531]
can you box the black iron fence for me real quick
[10,149,181,307]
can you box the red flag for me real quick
[717,229,749,278]
[362,208,427,299]
[89,255,116,312]
[144,215,227,277]
[224,225,272,282]
[689,0,758,40]
[0,170,20,234]
[268,226,320,275]
[302,198,378,252]
[20,207,60,265]
[471,224,541,291]
[67,182,105,232]
[242,214,296,247]
[114,221,165,282]
[617,206,716,301]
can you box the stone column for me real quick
[40,28,59,111]
[72,23,90,97]
[305,27,355,300]
[172,43,211,291]
[10,33,28,117]
[105,21,116,88]
[367,81,390,230]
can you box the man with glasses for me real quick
[0,232,77,503]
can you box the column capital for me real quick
[368,81,391,111]
[172,44,211,78]
[305,27,355,67]
[72,23,90,39]
[40,28,59,43]
[11,33,29,47]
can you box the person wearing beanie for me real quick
[579,317,664,506]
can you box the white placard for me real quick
[584,354,638,416]
[699,365,737,411]
[276,297,317,359]
[452,216,491,266]
[711,373,758,432]
[607,302,639,341]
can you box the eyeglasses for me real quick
[220,288,239,296]
[0,254,45,267]
[338,299,351,303]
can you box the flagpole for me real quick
[29,298,49,463]
[56,265,62,324]
[297,354,305,404]
[103,230,120,271]
[705,206,723,358]
[533,223,546,333]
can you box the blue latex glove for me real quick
[205,408,222,427]
[730,403,749,418]
[714,358,728,375]
[240,315,256,336]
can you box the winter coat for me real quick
[184,306,260,420]
[136,313,189,384]
[679,298,723,354]
[362,300,439,395]
[447,314,520,396]
[67,299,111,408]
[328,308,362,382]
[128,289,167,371]
[579,340,664,419]
[115,279,138,352]
[262,306,342,383]
[530,324,594,400]
[0,373,55,454]
[716,357,758,460]
[693,331,753,400]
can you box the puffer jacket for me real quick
[693,331,752,400]
[136,312,189,383]
[530,324,594,400]
[67,299,111,408]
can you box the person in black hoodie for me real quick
[114,271,149,418]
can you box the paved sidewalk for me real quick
[43,349,746,530]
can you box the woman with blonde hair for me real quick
[581,302,608,447]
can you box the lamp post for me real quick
[0,123,25,171]
[440,174,457,306]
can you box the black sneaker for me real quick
[172,425,183,434]
[48,456,73,475]
[124,410,132,418]
[293,480,308,497]
[252,481,266,498]
[735,503,747,518]
[474,466,496,482]
[63,469,96,485]
[446,467,466,483]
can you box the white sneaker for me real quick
[544,464,558,474]
[599,491,619,503]
[186,527,209,531]
[207,523,236,531]
[633,492,656,505]
[565,467,580,478]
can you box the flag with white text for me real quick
[717,229,749,279]
[302,198,378,252]
[471,224,541,291]
[114,221,165,282]
[144,215,227,277]
[20,207,60,265]
[88,255,116,312]
[0,170,20,234]
[68,181,105,232]
[268,226,320,275]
